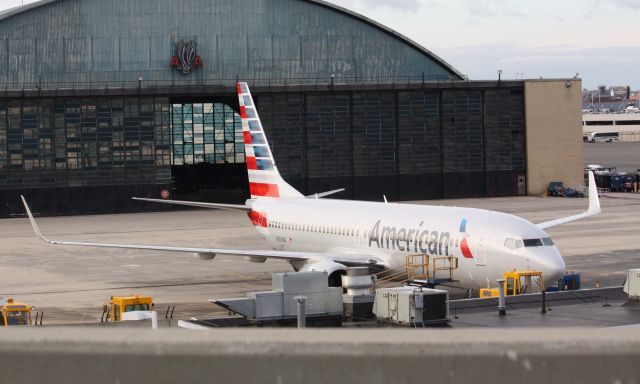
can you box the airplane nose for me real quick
[538,252,565,284]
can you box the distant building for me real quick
[583,85,631,104]
[583,85,637,112]
[583,110,640,142]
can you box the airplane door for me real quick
[475,228,491,266]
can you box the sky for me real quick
[1,0,638,90]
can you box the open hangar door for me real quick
[168,96,249,204]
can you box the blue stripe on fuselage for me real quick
[459,218,467,233]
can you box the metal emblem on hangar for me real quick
[171,40,203,74]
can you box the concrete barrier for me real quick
[0,328,639,383]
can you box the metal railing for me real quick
[0,74,476,93]
[374,254,458,288]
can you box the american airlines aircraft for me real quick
[22,82,601,291]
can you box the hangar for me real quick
[0,0,583,217]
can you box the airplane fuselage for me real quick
[249,198,566,290]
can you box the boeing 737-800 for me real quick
[22,82,601,291]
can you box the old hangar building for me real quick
[0,0,583,217]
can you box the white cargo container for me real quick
[373,286,449,326]
[623,269,640,300]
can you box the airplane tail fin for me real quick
[237,82,303,199]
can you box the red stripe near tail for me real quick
[248,210,268,227]
[243,131,252,144]
[246,157,257,170]
[249,182,280,197]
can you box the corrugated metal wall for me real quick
[0,0,459,85]
[256,85,526,202]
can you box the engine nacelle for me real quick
[245,256,267,263]
[194,252,216,260]
[299,261,347,287]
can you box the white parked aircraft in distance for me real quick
[22,82,602,291]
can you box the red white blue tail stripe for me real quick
[237,82,303,199]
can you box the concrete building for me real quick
[526,79,584,195]
[0,0,581,217]
[583,112,640,142]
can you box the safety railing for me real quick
[0,74,475,93]
[373,254,458,289]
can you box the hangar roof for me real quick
[0,0,464,84]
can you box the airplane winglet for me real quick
[586,170,601,215]
[20,195,52,243]
[535,171,601,230]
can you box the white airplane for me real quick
[22,82,602,291]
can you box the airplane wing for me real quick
[21,196,385,267]
[131,197,251,211]
[536,171,601,230]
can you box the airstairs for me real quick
[374,254,458,289]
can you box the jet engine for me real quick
[298,261,347,287]
[194,252,216,260]
[245,256,267,263]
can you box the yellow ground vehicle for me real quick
[480,271,545,298]
[0,298,33,326]
[104,295,154,322]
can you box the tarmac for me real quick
[1,193,639,325]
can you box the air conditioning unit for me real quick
[623,269,640,299]
[373,286,449,326]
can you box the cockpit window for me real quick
[504,238,524,250]
[523,238,555,247]
[523,239,543,247]
[504,238,515,249]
